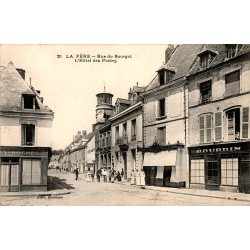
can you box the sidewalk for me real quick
[115,181,250,203]
[0,176,70,197]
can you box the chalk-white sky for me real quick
[0,44,167,149]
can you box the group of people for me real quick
[130,169,146,189]
[73,167,146,189]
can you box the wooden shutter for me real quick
[242,107,249,138]
[206,114,212,142]
[21,124,25,145]
[215,112,222,141]
[225,70,240,96]
[199,116,205,143]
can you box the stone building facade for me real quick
[0,62,54,192]
[140,45,204,187]
[188,44,250,193]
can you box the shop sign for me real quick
[0,150,47,157]
[191,146,241,154]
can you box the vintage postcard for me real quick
[0,44,250,206]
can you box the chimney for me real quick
[128,87,132,100]
[82,130,87,136]
[165,44,175,63]
[16,68,26,80]
[92,124,96,131]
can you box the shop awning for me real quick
[143,151,177,167]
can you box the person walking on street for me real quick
[140,169,146,189]
[135,169,141,186]
[131,169,135,185]
[75,168,79,181]
[121,168,124,182]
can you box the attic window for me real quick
[226,44,243,59]
[198,49,217,69]
[23,94,35,109]
[159,69,175,86]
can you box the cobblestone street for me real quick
[1,169,250,206]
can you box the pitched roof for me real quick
[189,44,250,75]
[115,98,131,105]
[0,61,53,113]
[132,86,146,93]
[146,44,204,91]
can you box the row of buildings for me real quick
[60,44,250,194]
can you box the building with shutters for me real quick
[188,44,250,193]
[140,45,204,188]
[110,85,145,180]
[0,62,54,192]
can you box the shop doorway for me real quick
[205,161,219,190]
[239,160,250,193]
[0,162,20,192]
[122,152,127,179]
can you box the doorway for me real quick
[0,163,20,192]
[205,161,219,190]
[122,152,127,179]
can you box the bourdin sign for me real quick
[191,146,241,154]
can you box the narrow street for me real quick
[1,169,250,206]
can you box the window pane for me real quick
[233,177,238,186]
[31,160,41,184]
[22,160,32,184]
[221,177,227,185]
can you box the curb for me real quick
[0,177,70,197]
[115,181,250,203]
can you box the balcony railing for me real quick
[199,94,212,104]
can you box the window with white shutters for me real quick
[242,107,249,138]
[215,112,222,142]
[199,114,212,143]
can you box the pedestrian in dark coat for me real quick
[75,168,79,180]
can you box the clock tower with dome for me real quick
[95,87,114,128]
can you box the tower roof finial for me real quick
[104,83,106,92]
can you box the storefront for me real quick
[188,141,250,193]
[141,144,186,188]
[0,146,51,192]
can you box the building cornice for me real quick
[0,110,54,120]
[109,102,142,121]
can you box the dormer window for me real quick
[226,44,243,59]
[157,65,176,86]
[23,94,35,109]
[197,49,217,69]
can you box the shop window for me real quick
[226,108,240,141]
[131,119,137,140]
[225,70,240,97]
[199,80,212,104]
[23,94,35,109]
[22,159,42,185]
[214,112,222,142]
[190,159,205,184]
[199,114,212,143]
[21,124,35,146]
[158,98,165,117]
[157,127,166,145]
[226,44,243,59]
[221,158,238,186]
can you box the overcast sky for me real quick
[0,44,167,149]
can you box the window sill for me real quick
[156,116,167,121]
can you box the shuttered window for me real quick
[199,114,212,143]
[242,107,249,138]
[225,70,240,97]
[215,112,222,142]
[157,127,166,145]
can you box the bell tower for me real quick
[95,85,113,127]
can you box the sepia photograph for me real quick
[1,44,250,206]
